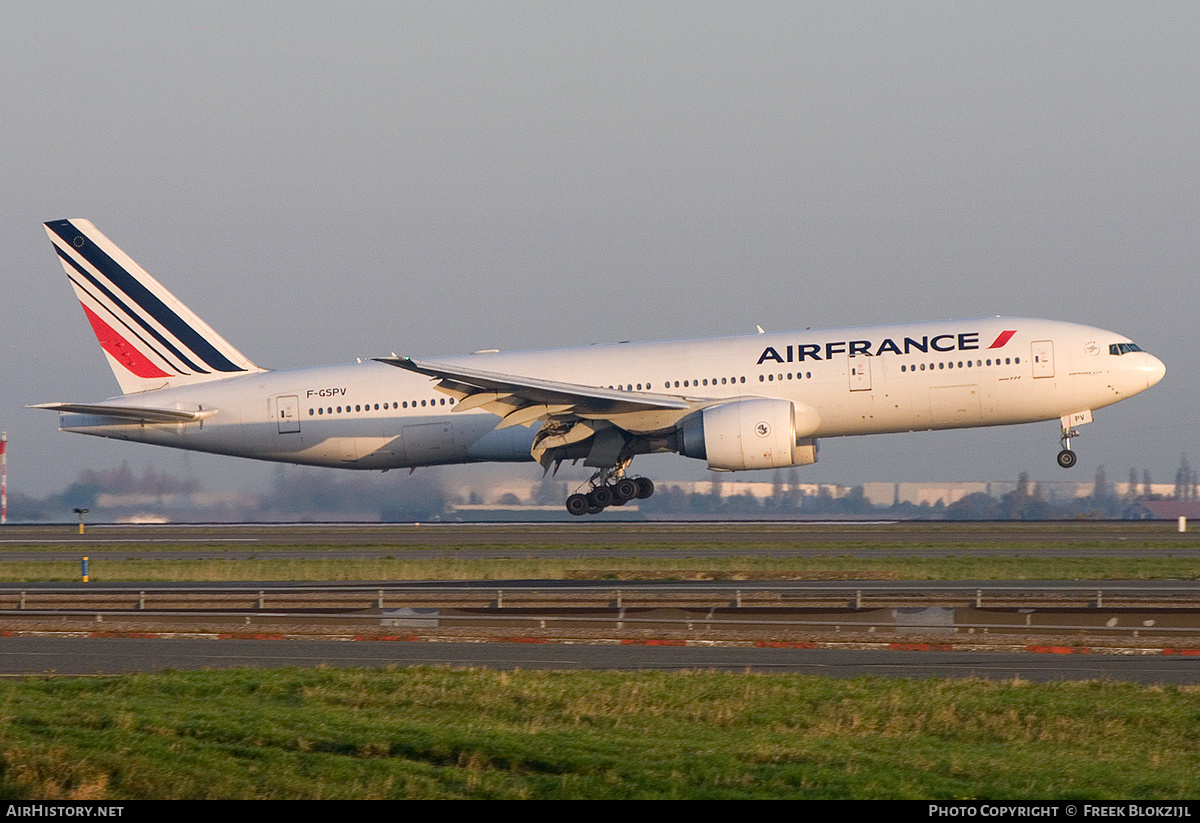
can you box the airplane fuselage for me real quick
[40,218,1166,514]
[56,316,1164,471]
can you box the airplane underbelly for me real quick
[402,421,459,465]
[929,384,984,425]
[396,415,532,465]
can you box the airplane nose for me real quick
[1142,352,1166,388]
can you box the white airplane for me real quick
[35,218,1166,516]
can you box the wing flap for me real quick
[453,391,514,412]
[497,403,575,430]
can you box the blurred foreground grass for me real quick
[1,666,1198,799]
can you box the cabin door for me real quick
[848,356,872,391]
[1031,341,1054,378]
[274,395,300,434]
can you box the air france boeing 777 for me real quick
[35,219,1166,515]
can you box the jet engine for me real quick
[677,398,819,471]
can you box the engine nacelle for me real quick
[677,398,819,471]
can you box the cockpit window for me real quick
[1109,343,1143,355]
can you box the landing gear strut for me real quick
[1057,426,1079,469]
[565,463,655,516]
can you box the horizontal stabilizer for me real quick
[29,402,217,424]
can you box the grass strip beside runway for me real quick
[0,667,1197,799]
[0,554,1199,581]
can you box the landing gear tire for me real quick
[588,486,613,508]
[1057,449,1077,469]
[612,478,639,503]
[565,462,655,516]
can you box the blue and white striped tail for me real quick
[45,219,262,395]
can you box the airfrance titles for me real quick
[756,330,1018,365]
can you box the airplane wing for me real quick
[374,356,704,467]
[374,356,695,428]
[29,402,218,424]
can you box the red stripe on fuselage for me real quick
[80,303,170,378]
[988,330,1017,349]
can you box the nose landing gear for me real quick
[1057,424,1079,469]
[1057,446,1077,469]
[1055,411,1092,470]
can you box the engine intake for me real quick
[678,398,819,471]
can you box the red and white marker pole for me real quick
[1,432,7,525]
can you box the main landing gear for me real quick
[1057,425,1079,469]
[565,472,655,516]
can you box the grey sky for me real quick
[2,2,1196,498]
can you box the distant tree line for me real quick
[9,454,1198,523]
[8,462,448,523]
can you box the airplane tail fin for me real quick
[44,219,263,395]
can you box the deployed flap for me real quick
[29,402,217,424]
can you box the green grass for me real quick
[0,667,1198,799]
[2,552,1200,582]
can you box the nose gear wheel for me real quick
[1057,425,1079,469]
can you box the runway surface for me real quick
[2,636,1197,684]
[2,521,1198,682]
[1,520,1197,559]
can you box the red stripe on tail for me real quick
[80,304,170,378]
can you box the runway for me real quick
[1,520,1197,559]
[2,636,1197,684]
[1,520,1198,682]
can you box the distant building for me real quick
[860,481,1175,508]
